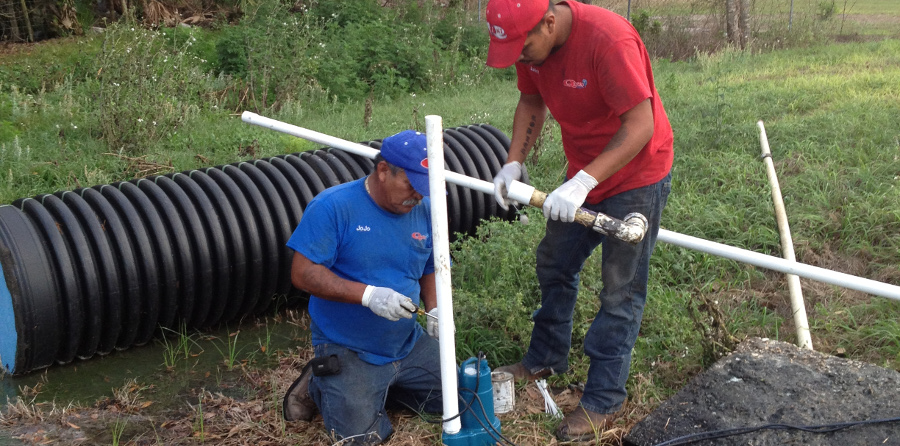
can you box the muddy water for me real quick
[0,314,310,441]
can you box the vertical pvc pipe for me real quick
[758,121,813,350]
[426,115,461,435]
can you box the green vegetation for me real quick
[212,330,245,371]
[0,1,898,444]
[158,322,204,371]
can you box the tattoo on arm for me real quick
[520,115,538,158]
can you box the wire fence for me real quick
[470,0,864,59]
[0,0,879,56]
[453,0,863,59]
[593,0,852,58]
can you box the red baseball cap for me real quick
[485,0,549,68]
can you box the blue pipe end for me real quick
[444,357,503,446]
[0,260,17,375]
[442,418,502,446]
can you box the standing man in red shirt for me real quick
[486,0,673,440]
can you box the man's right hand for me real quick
[493,161,523,210]
[361,286,416,321]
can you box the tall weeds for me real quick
[93,19,211,153]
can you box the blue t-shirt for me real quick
[286,178,435,365]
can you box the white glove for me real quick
[361,286,416,321]
[493,161,523,210]
[426,308,439,339]
[543,170,598,223]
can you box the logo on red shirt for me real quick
[563,79,588,89]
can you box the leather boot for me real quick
[555,406,617,442]
[494,362,552,381]
[283,362,317,421]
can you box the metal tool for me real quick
[412,305,439,321]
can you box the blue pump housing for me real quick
[443,357,502,446]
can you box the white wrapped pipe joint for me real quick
[507,181,649,244]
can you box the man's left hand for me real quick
[543,170,598,222]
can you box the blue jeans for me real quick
[522,173,671,414]
[309,334,443,445]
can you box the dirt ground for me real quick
[7,336,900,445]
[624,337,900,446]
[0,345,637,445]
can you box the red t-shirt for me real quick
[515,1,674,204]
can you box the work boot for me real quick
[555,406,617,442]
[283,362,317,421]
[494,362,552,381]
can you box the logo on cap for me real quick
[489,24,507,39]
[420,159,428,169]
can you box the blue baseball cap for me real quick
[380,130,432,196]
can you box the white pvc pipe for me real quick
[426,115,461,435]
[657,229,900,301]
[758,120,813,350]
[240,111,648,241]
[241,111,900,301]
[242,111,495,195]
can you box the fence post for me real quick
[739,0,750,49]
[18,0,33,42]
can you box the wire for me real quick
[394,362,520,446]
[457,386,519,446]
[330,431,380,446]
[653,416,900,446]
[353,360,523,446]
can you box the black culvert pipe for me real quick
[0,124,517,375]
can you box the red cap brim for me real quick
[486,35,526,69]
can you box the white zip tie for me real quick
[535,379,563,419]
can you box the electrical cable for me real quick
[329,431,380,446]
[652,416,900,446]
[369,362,521,446]
[327,355,900,446]
[457,387,518,446]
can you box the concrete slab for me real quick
[624,337,900,446]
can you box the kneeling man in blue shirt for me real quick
[283,130,442,445]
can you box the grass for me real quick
[0,6,899,445]
[211,330,245,371]
[111,416,127,446]
[158,322,203,371]
[192,392,205,441]
[839,0,900,15]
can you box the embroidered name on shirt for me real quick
[356,225,371,232]
[411,232,428,241]
[564,79,588,89]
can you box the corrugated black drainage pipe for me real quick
[0,124,518,375]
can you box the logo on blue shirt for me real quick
[356,225,371,232]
